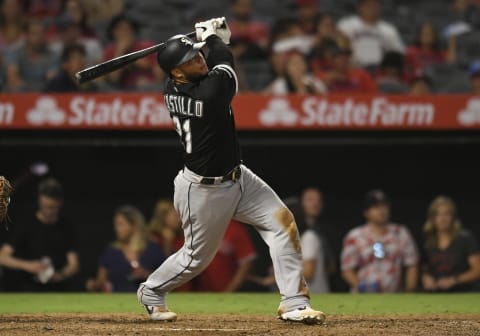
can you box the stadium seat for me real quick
[456,31,480,68]
[239,61,274,92]
[426,63,471,93]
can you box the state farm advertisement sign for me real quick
[0,93,480,130]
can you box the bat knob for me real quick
[75,72,82,84]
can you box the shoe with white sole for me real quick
[144,305,177,322]
[278,306,326,325]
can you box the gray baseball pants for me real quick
[138,164,310,313]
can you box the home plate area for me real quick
[1,313,479,336]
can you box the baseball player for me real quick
[137,17,325,324]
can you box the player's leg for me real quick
[233,165,325,324]
[138,170,241,320]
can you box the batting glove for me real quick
[213,17,231,45]
[195,18,217,42]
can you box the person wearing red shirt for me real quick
[405,22,455,81]
[195,220,257,292]
[315,42,377,93]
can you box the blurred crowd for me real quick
[1,0,480,94]
[0,177,479,294]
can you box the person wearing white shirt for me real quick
[337,0,404,69]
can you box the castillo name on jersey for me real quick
[164,94,204,118]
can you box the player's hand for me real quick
[213,17,231,45]
[195,18,217,42]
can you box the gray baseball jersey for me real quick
[138,35,310,314]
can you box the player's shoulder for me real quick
[208,63,239,93]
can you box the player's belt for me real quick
[199,166,241,185]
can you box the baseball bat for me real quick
[75,31,196,84]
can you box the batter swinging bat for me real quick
[75,31,196,84]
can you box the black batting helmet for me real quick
[157,34,206,74]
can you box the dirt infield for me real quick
[1,313,479,336]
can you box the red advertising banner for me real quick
[0,93,479,130]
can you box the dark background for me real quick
[1,130,479,292]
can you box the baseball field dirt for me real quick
[1,293,479,335]
[1,313,480,336]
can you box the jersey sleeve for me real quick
[300,230,321,261]
[202,35,239,98]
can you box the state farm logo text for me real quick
[260,97,435,127]
[24,96,172,127]
[0,102,14,125]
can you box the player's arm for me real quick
[195,18,238,96]
[0,243,47,274]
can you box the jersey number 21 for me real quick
[172,116,192,153]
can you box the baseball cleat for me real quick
[278,306,326,325]
[144,305,177,322]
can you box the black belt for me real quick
[199,166,241,185]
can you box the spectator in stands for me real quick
[50,13,103,67]
[195,220,256,292]
[422,196,480,292]
[408,73,433,95]
[56,0,97,39]
[0,178,79,291]
[376,51,409,94]
[295,0,319,35]
[315,41,377,93]
[470,61,480,94]
[44,43,97,92]
[147,199,192,292]
[0,0,26,53]
[337,0,404,70]
[5,20,58,92]
[269,17,312,79]
[265,51,327,94]
[86,205,165,292]
[444,0,480,36]
[228,0,269,60]
[405,22,455,81]
[147,199,183,257]
[341,189,419,293]
[82,0,125,35]
[103,14,164,91]
[26,0,63,20]
[308,13,347,73]
[297,187,334,293]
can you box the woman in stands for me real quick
[86,205,165,292]
[404,22,456,80]
[422,196,480,292]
